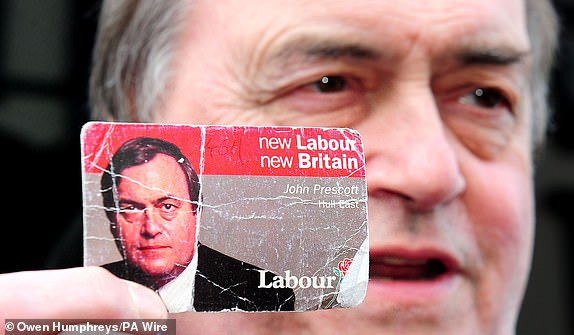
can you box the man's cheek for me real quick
[469,167,533,272]
[175,242,195,264]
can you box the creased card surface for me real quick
[81,122,368,313]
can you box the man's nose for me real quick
[141,208,163,238]
[359,85,466,212]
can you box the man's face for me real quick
[115,154,197,281]
[158,0,533,333]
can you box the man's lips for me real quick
[370,249,460,281]
[367,248,463,303]
[138,245,170,250]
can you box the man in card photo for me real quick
[100,136,295,312]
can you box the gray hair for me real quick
[89,0,189,122]
[89,0,559,148]
[525,0,560,147]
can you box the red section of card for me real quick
[82,122,365,178]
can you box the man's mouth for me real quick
[371,257,448,280]
[367,249,463,304]
[370,250,458,282]
[139,245,170,250]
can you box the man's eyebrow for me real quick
[118,199,143,208]
[456,47,530,66]
[153,195,182,206]
[304,42,381,60]
[271,38,383,63]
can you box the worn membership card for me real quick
[81,122,368,313]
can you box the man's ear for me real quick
[109,220,125,256]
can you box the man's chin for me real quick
[138,263,179,280]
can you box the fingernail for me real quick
[126,281,168,319]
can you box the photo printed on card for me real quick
[81,122,368,313]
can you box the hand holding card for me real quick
[81,122,368,313]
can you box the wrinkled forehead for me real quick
[177,0,529,64]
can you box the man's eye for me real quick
[460,88,510,110]
[162,203,177,212]
[314,76,348,93]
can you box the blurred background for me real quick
[0,1,571,333]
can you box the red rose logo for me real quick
[337,258,352,277]
[326,258,354,308]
